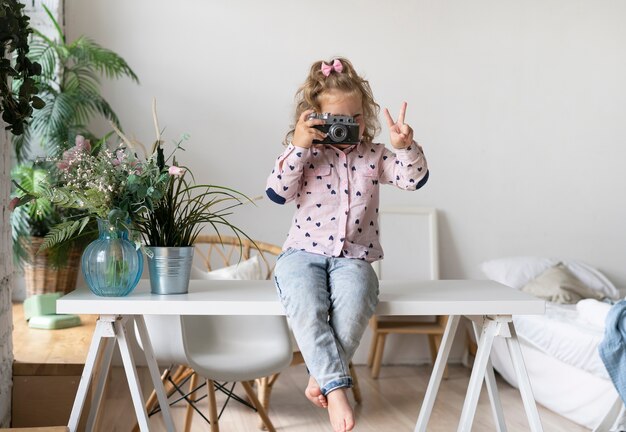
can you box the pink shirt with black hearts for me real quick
[266,141,428,262]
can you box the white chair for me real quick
[137,313,292,432]
[134,235,293,432]
[181,314,292,432]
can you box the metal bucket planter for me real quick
[147,246,194,295]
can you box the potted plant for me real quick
[120,108,257,295]
[137,146,255,295]
[9,161,83,295]
[9,5,139,295]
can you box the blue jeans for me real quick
[274,249,379,395]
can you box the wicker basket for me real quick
[23,236,82,296]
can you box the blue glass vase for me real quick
[81,219,143,297]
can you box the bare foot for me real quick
[305,376,328,408]
[327,388,354,432]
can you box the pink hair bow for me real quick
[321,59,343,77]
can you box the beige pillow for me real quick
[521,263,605,304]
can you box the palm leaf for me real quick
[63,64,100,95]
[69,36,139,83]
[11,127,32,162]
[31,91,75,156]
[27,38,58,80]
[41,4,65,45]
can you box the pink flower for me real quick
[8,197,20,211]
[62,148,76,162]
[75,135,91,153]
[57,161,69,170]
[168,166,186,177]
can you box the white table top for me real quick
[57,279,544,316]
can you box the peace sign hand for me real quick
[384,102,414,149]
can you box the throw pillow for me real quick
[189,254,264,280]
[520,263,606,304]
[480,256,619,299]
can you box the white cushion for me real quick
[190,255,264,280]
[480,256,619,300]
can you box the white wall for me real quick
[64,0,626,284]
[63,0,626,362]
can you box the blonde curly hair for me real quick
[284,57,381,146]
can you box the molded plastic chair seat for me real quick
[181,315,293,382]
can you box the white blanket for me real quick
[576,298,612,329]
[513,302,608,379]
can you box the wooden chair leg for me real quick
[290,350,304,366]
[256,375,273,430]
[430,334,449,379]
[371,333,387,379]
[144,365,192,415]
[207,379,220,432]
[241,381,277,432]
[348,362,362,404]
[367,330,379,367]
[183,372,199,432]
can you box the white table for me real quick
[57,279,545,432]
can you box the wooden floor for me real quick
[98,364,589,432]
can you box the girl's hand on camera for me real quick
[384,102,414,149]
[292,109,327,149]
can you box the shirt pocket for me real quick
[353,170,378,201]
[303,165,333,194]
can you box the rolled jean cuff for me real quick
[321,377,353,396]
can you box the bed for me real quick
[481,257,625,430]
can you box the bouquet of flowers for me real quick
[38,133,167,250]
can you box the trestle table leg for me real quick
[135,314,177,431]
[457,318,500,432]
[505,322,543,432]
[414,314,461,432]
[86,336,116,431]
[68,316,115,432]
[114,316,153,431]
[471,321,507,432]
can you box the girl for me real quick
[266,57,429,432]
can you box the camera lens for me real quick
[328,124,347,142]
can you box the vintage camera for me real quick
[307,112,360,145]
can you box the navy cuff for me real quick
[415,170,429,190]
[266,187,286,204]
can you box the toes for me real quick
[305,387,327,408]
[319,395,328,408]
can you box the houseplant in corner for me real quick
[9,161,82,295]
[9,4,139,295]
